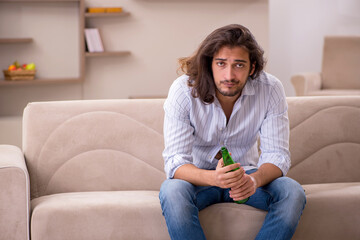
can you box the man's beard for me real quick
[216,80,243,97]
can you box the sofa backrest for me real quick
[286,96,360,184]
[23,96,360,199]
[321,36,360,89]
[23,99,166,199]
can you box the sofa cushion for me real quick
[293,182,360,239]
[287,96,360,184]
[31,183,360,240]
[23,99,166,199]
[31,191,268,240]
[308,89,360,96]
[31,191,169,240]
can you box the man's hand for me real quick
[228,163,283,202]
[215,159,257,202]
[229,174,257,201]
[214,159,244,189]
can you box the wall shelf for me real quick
[0,0,80,2]
[1,0,129,90]
[0,38,33,44]
[84,8,130,58]
[0,78,83,86]
[85,51,130,57]
[0,0,85,90]
[85,12,130,18]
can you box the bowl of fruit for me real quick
[3,61,36,81]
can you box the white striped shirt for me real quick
[163,72,290,179]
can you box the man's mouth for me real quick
[221,80,239,87]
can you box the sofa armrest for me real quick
[291,72,322,96]
[0,145,30,240]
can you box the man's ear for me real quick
[249,63,256,76]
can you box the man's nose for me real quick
[224,66,235,80]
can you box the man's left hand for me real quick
[229,174,257,201]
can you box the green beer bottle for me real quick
[221,147,249,204]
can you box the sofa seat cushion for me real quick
[31,191,169,240]
[31,190,268,240]
[30,183,360,240]
[308,89,360,96]
[293,182,360,239]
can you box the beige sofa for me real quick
[1,96,360,240]
[291,36,360,96]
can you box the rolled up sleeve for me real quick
[163,78,195,179]
[258,80,291,175]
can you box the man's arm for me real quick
[174,160,245,188]
[257,78,291,176]
[163,77,195,179]
[251,163,282,187]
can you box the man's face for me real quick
[212,46,254,100]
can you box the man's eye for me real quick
[216,62,225,67]
[235,63,244,68]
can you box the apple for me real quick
[22,64,27,69]
[25,62,36,70]
[8,65,16,71]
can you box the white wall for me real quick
[83,0,269,100]
[0,117,22,147]
[0,0,269,147]
[268,0,360,96]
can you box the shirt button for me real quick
[220,128,223,131]
[220,141,224,145]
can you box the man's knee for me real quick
[159,179,197,221]
[275,177,306,209]
[159,179,195,204]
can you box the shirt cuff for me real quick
[257,152,290,176]
[164,154,193,179]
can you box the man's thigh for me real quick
[160,178,235,212]
[195,185,229,211]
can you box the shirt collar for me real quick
[241,78,255,96]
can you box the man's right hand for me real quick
[214,159,244,189]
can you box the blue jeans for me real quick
[159,169,306,240]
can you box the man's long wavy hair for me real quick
[179,24,266,104]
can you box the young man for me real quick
[159,24,306,240]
